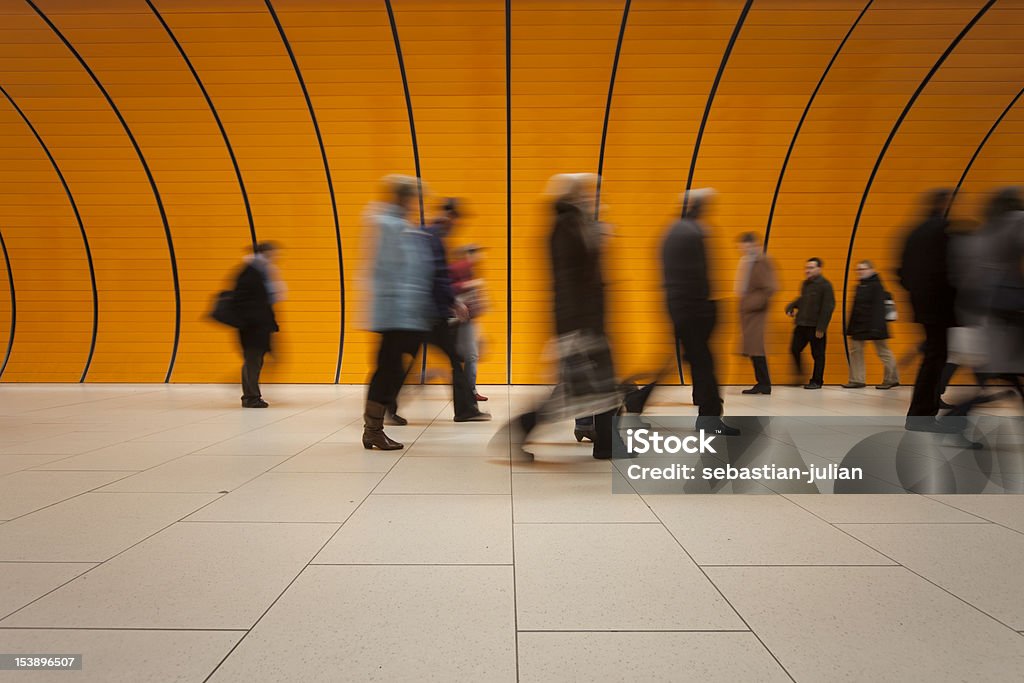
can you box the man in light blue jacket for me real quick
[363,175,434,450]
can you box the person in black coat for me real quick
[235,242,280,408]
[662,189,739,436]
[785,258,835,389]
[898,189,958,428]
[843,260,899,390]
[499,174,624,460]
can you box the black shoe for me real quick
[454,411,492,422]
[803,383,823,390]
[875,382,899,390]
[385,412,408,426]
[574,427,596,443]
[362,429,404,450]
[695,417,741,436]
[905,417,962,434]
[741,386,771,395]
[938,398,954,410]
[841,382,866,389]
[242,399,268,408]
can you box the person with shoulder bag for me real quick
[843,259,899,390]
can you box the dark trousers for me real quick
[791,325,826,385]
[368,331,426,407]
[422,320,477,417]
[908,323,948,416]
[393,320,477,417]
[241,346,265,402]
[751,355,771,389]
[674,309,722,417]
[240,327,271,403]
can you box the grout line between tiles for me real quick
[199,393,452,681]
[787,495,1024,636]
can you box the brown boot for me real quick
[363,400,404,451]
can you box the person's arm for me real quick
[817,281,835,336]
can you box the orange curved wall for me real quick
[0,0,1020,385]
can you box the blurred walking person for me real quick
[450,243,488,402]
[362,176,434,450]
[785,258,834,389]
[663,189,739,435]
[736,232,778,395]
[898,189,958,430]
[236,242,283,408]
[843,260,899,390]
[946,187,1024,415]
[494,174,623,460]
[387,198,489,425]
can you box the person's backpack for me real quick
[210,290,242,328]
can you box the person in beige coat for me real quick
[737,233,778,394]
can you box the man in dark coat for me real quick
[785,257,835,389]
[898,189,957,427]
[843,260,899,390]
[388,198,489,425]
[662,189,739,436]
[235,242,280,408]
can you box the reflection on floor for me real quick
[0,384,1022,681]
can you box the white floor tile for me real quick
[207,565,516,682]
[186,472,382,523]
[97,456,286,493]
[784,493,985,523]
[513,473,657,523]
[0,471,132,520]
[314,494,512,564]
[839,523,1024,629]
[1,522,335,629]
[0,563,95,620]
[518,632,790,683]
[0,492,218,562]
[0,629,243,683]
[375,456,510,494]
[709,566,1024,681]
[515,524,744,631]
[30,441,208,471]
[646,495,893,566]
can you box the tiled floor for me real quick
[0,383,1022,682]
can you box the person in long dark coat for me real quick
[235,242,281,408]
[499,174,623,460]
[844,260,899,390]
[736,232,778,395]
[663,189,739,435]
[898,189,957,429]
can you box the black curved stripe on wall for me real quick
[147,0,257,250]
[385,0,429,381]
[506,0,512,384]
[950,85,1024,207]
[764,0,873,251]
[0,84,99,383]
[841,0,996,361]
[681,0,753,216]
[0,228,15,381]
[385,0,425,226]
[27,0,182,383]
[595,0,632,218]
[265,0,347,384]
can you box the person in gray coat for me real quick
[362,175,434,450]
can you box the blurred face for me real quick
[805,260,821,279]
[856,262,874,280]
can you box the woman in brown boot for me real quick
[362,175,434,450]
